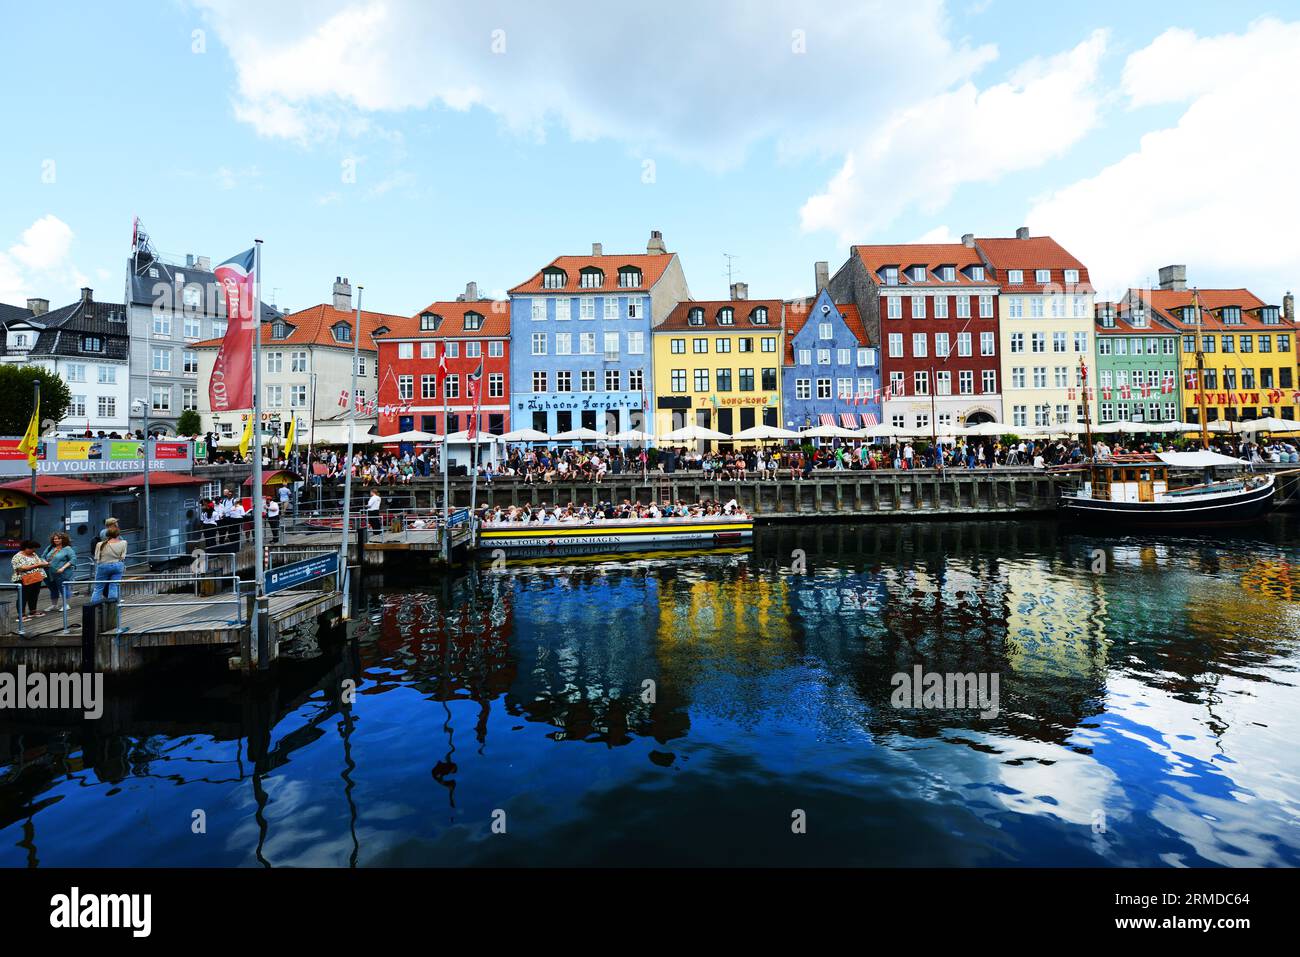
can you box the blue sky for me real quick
[2,1,1297,317]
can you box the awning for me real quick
[102,472,207,488]
[309,419,378,445]
[0,476,107,496]
[244,469,302,487]
[839,413,857,428]
[1156,451,1249,468]
[860,413,879,427]
[819,413,836,427]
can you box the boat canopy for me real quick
[1155,451,1247,467]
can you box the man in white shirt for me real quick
[367,489,382,533]
[266,496,281,542]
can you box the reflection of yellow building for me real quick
[655,571,793,674]
[1004,563,1109,678]
[1240,560,1299,604]
[652,295,784,439]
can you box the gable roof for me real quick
[2,296,130,360]
[784,296,868,364]
[852,243,991,287]
[1135,287,1280,333]
[510,253,676,295]
[374,300,512,340]
[127,256,281,322]
[0,302,34,325]
[974,235,1094,293]
[190,302,407,350]
[657,298,783,333]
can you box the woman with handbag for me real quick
[89,528,127,604]
[10,540,49,618]
[42,531,77,613]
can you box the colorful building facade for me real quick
[781,289,880,430]
[651,290,783,437]
[1093,300,1182,424]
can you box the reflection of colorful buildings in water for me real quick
[1003,559,1109,680]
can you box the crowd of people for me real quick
[480,497,745,525]
[8,519,129,623]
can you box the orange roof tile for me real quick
[657,299,783,333]
[1136,287,1281,332]
[509,253,675,294]
[783,301,867,364]
[852,243,990,286]
[191,302,408,351]
[375,300,512,339]
[975,235,1093,293]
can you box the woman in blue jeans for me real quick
[41,531,76,612]
[89,528,127,603]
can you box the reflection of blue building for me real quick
[508,235,690,438]
[782,290,880,431]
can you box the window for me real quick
[70,395,86,417]
[605,369,620,391]
[489,341,504,357]
[882,267,899,286]
[603,332,620,360]
[934,295,949,319]
[817,349,831,364]
[969,266,985,281]
[715,368,732,391]
[1012,367,1026,389]
[555,333,572,355]
[671,369,687,392]
[152,347,172,372]
[890,372,905,396]
[1055,366,1068,388]
[556,371,572,392]
[750,307,769,325]
[629,369,644,391]
[1010,332,1025,354]
[465,342,482,359]
[554,299,571,321]
[1031,332,1045,353]
[1064,269,1079,285]
[266,385,283,407]
[837,377,854,397]
[694,369,710,391]
[940,266,955,282]
[912,333,927,358]
[419,342,436,360]
[1035,269,1050,284]
[798,348,812,365]
[1222,335,1234,353]
[978,295,993,318]
[1013,405,1027,428]
[856,347,871,365]
[573,298,592,320]
[290,385,307,407]
[421,374,437,399]
[580,333,596,355]
[687,308,705,327]
[837,348,850,364]
[465,312,485,331]
[531,300,546,321]
[1221,306,1242,324]
[267,351,283,373]
[542,269,566,290]
[935,333,950,357]
[1033,367,1047,388]
[153,314,171,337]
[82,335,103,353]
[888,333,903,358]
[64,363,85,383]
[489,372,504,397]
[957,332,971,356]
[718,338,733,354]
[211,320,227,339]
[98,396,116,418]
[912,295,926,319]
[151,385,171,412]
[532,371,547,392]
[739,368,755,391]
[887,297,902,319]
[1053,331,1067,353]
[982,370,996,393]
[618,267,642,288]
[580,268,603,289]
[627,331,645,354]
[1031,298,1045,318]
[184,316,201,339]
[627,297,642,319]
[816,378,832,399]
[356,355,368,374]
[693,337,709,354]
[398,375,413,400]
[333,322,351,343]
[913,371,929,395]
[936,371,952,396]
[763,337,777,353]
[762,368,777,391]
[531,333,547,355]
[1260,335,1272,353]
[671,338,686,354]
[98,366,118,385]
[1008,269,1023,285]
[910,266,927,282]
[956,295,971,319]
[718,308,735,325]
[795,379,811,400]
[604,297,619,319]
[444,376,460,399]
[980,332,995,356]
[1007,297,1023,319]
[819,322,833,340]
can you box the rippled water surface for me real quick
[3,517,1299,866]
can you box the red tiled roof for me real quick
[191,302,407,350]
[975,235,1094,293]
[1,476,106,495]
[509,253,675,294]
[657,299,783,332]
[783,301,867,364]
[1131,287,1287,333]
[1094,300,1178,336]
[374,300,511,339]
[852,243,989,286]
[100,472,207,487]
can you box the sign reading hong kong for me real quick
[0,438,194,476]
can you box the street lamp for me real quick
[131,398,152,557]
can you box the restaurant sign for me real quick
[0,438,195,476]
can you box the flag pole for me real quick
[339,286,362,618]
[251,239,268,668]
[441,345,450,562]
[28,380,39,539]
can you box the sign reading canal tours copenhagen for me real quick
[0,438,195,476]
[209,247,257,413]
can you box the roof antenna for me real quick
[723,253,738,289]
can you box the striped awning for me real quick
[860,413,879,427]
[819,413,836,427]
[839,413,858,428]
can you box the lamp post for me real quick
[132,398,152,555]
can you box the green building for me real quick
[1094,299,1182,425]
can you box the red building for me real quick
[831,242,1003,431]
[374,289,512,437]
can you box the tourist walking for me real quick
[89,528,128,604]
[10,541,49,619]
[41,531,76,612]
[266,496,281,543]
[367,488,383,532]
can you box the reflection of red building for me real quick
[374,292,512,436]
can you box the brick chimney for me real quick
[26,298,48,316]
[1284,290,1294,324]
[332,276,352,312]
[961,233,975,247]
[196,255,211,271]
[730,282,748,301]
[1015,226,1030,240]
[592,242,603,256]
[814,261,829,293]
[646,230,667,255]
[465,281,479,301]
[1157,265,1187,292]
[80,287,93,303]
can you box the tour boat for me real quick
[1058,451,1276,526]
[478,513,754,557]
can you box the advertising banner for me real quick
[0,438,195,477]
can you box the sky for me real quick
[1,0,1298,319]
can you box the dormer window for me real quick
[1035,269,1050,284]
[881,267,899,287]
[969,266,985,281]
[1008,269,1023,284]
[1183,306,1200,323]
[420,311,442,331]
[12,333,29,349]
[463,311,483,331]
[909,266,927,283]
[332,321,352,343]
[373,325,389,338]
[617,266,642,288]
[541,268,567,290]
[750,306,769,325]
[579,267,604,288]
[717,308,734,325]
[1130,309,1147,328]
[1221,306,1242,325]
[939,266,955,282]
[1064,269,1080,285]
[271,320,289,339]
[83,335,102,352]
[1261,306,1281,325]
[687,308,705,326]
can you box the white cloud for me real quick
[0,215,87,307]
[800,29,1108,242]
[197,0,996,167]
[1025,18,1300,299]
[911,225,960,244]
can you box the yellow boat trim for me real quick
[481,522,752,539]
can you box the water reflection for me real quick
[2,515,1298,866]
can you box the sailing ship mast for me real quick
[1192,287,1210,450]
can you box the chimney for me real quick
[730,282,748,301]
[814,261,829,293]
[646,229,667,255]
[1284,291,1294,324]
[26,298,48,317]
[196,255,211,271]
[961,233,975,247]
[80,287,93,303]
[1157,264,1187,292]
[332,276,352,312]
[592,242,603,256]
[465,281,479,301]
[1015,226,1030,240]
[186,254,195,267]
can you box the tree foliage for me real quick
[0,365,72,436]
[176,409,203,437]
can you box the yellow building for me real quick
[651,291,784,439]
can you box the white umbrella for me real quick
[498,427,549,442]
[611,429,657,442]
[1207,419,1238,433]
[378,429,442,443]
[661,424,731,442]
[731,424,801,442]
[550,427,605,442]
[860,422,908,439]
[961,421,1007,437]
[800,423,861,439]
[1235,416,1296,434]
[444,430,495,444]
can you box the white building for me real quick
[0,289,131,434]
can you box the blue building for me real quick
[508,233,690,438]
[782,289,881,430]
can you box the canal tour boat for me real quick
[1057,451,1276,525]
[478,513,754,557]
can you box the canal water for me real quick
[2,517,1298,867]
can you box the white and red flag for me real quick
[466,362,484,439]
[210,247,257,412]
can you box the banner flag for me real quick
[210,247,258,413]
[17,395,40,469]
